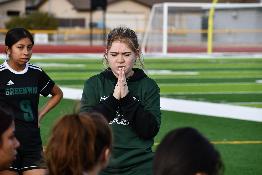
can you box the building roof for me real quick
[26,0,260,11]
[0,0,22,5]
[72,0,260,10]
[67,0,91,11]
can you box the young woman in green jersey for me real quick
[80,27,161,175]
[0,28,63,175]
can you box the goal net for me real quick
[141,3,262,55]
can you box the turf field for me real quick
[33,57,262,175]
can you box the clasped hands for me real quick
[113,68,129,100]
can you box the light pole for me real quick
[48,0,52,15]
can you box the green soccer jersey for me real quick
[80,68,161,175]
[0,61,54,128]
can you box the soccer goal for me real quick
[141,2,262,55]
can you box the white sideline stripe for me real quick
[161,97,262,122]
[61,87,262,122]
[61,87,83,100]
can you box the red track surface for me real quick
[1,44,262,53]
[0,44,105,53]
[32,45,105,53]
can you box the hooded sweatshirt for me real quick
[80,68,161,175]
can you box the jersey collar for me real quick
[4,61,29,74]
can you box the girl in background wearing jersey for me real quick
[0,28,63,175]
[80,27,161,175]
[45,112,112,175]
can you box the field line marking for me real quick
[153,140,262,146]
[160,97,262,122]
[61,87,262,122]
[211,141,262,144]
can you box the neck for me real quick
[7,60,26,71]
[85,165,101,175]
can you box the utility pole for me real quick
[48,0,52,15]
[90,0,107,46]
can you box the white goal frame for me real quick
[141,2,262,55]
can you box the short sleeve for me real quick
[39,70,55,97]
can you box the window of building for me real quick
[58,18,85,27]
[7,11,20,16]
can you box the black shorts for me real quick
[9,127,46,173]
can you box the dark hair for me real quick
[153,127,224,175]
[45,112,112,175]
[0,105,14,145]
[5,28,34,48]
[104,27,144,68]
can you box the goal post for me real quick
[141,2,262,55]
[207,0,219,54]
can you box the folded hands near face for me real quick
[113,68,129,100]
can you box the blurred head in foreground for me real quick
[0,105,20,170]
[45,112,112,175]
[154,127,224,175]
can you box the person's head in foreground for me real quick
[153,127,224,175]
[0,107,20,170]
[104,26,144,79]
[45,112,112,175]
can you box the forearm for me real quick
[39,94,61,120]
[39,85,63,120]
[133,110,159,139]
[91,95,119,122]
[121,93,160,139]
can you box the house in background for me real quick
[0,0,261,48]
[28,0,260,30]
[1,0,260,30]
[0,0,26,28]
[26,0,151,31]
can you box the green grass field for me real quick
[33,57,262,175]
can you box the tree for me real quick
[5,12,58,30]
